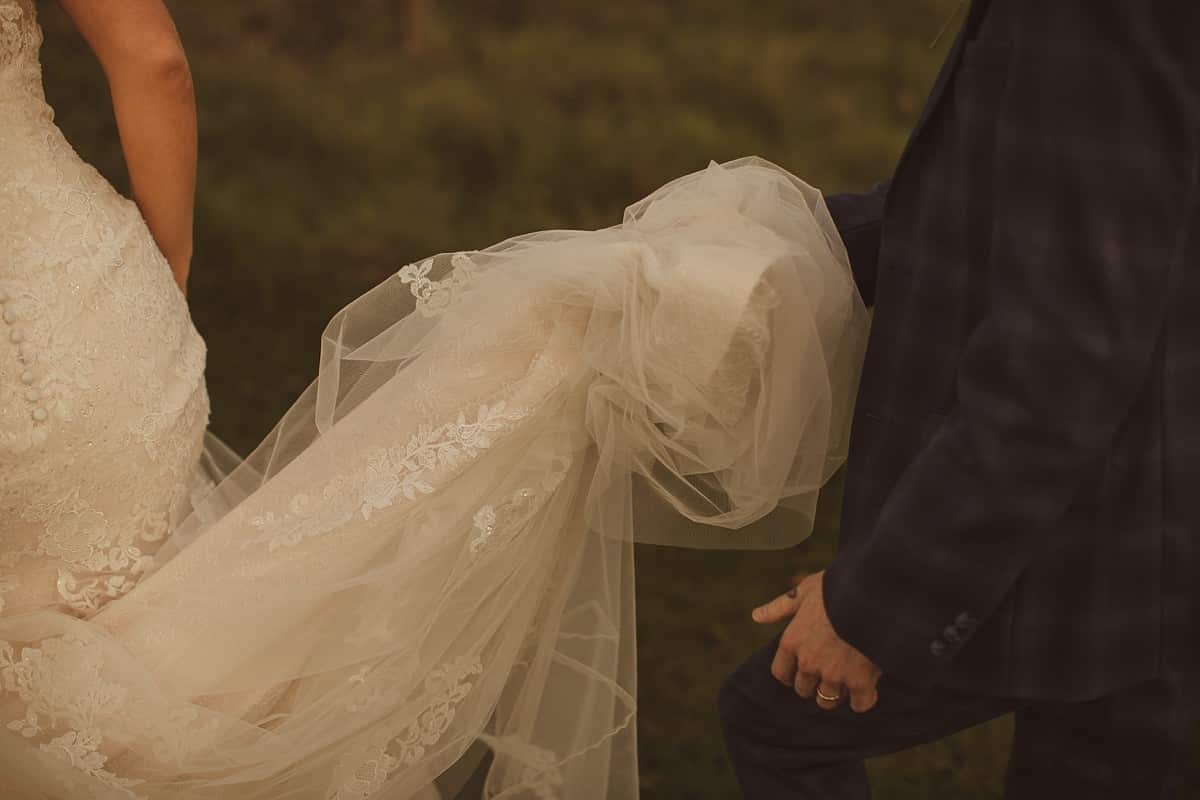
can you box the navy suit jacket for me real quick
[821,0,1199,699]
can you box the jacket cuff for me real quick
[822,549,978,687]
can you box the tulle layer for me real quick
[0,157,869,799]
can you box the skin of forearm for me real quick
[106,54,197,295]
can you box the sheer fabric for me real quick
[0,1,870,797]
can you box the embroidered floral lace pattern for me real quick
[0,627,233,799]
[0,0,38,97]
[485,737,565,800]
[469,454,572,559]
[397,252,483,318]
[330,655,484,800]
[245,401,529,552]
[0,632,146,798]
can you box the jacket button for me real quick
[930,640,947,656]
[943,625,962,643]
[955,611,975,629]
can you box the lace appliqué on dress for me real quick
[469,454,572,559]
[486,736,565,800]
[397,252,481,318]
[330,654,485,800]
[247,401,528,552]
[0,574,18,614]
[0,1,38,81]
[0,633,147,798]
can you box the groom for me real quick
[718,1,1199,797]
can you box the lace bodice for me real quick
[0,0,213,620]
[0,0,42,103]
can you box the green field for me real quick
[35,1,1198,797]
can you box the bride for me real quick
[0,1,870,798]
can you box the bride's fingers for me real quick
[752,585,803,624]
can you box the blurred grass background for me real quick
[32,1,1198,797]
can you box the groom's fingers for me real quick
[752,586,804,624]
[847,670,882,713]
[770,643,798,685]
[814,680,846,710]
[849,684,879,713]
[794,671,819,699]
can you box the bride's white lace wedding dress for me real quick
[0,1,870,798]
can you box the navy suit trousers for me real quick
[718,633,1198,799]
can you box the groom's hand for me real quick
[752,571,882,713]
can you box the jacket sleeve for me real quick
[822,3,1198,683]
[823,180,890,308]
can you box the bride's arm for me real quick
[57,0,197,296]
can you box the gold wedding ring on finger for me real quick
[816,687,842,703]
